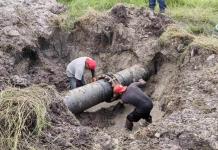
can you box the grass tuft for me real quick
[192,36,218,53]
[159,25,194,47]
[160,25,218,50]
[0,85,53,150]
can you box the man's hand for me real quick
[92,77,97,82]
[138,79,146,85]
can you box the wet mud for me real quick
[76,100,163,131]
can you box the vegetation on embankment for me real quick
[159,25,218,66]
[58,0,218,36]
[160,25,218,52]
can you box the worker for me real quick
[66,57,97,90]
[149,0,166,19]
[113,79,153,131]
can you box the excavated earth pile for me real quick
[0,0,218,149]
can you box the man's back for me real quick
[121,82,153,113]
[66,57,88,80]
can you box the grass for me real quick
[192,35,218,53]
[159,25,218,50]
[58,0,218,35]
[159,24,218,65]
[0,85,53,150]
[159,25,194,47]
[169,5,218,35]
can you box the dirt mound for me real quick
[0,0,66,91]
[0,0,65,52]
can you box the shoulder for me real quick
[128,82,137,88]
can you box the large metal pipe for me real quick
[64,64,154,114]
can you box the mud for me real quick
[76,101,163,131]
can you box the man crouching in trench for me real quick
[112,79,153,131]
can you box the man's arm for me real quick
[105,93,121,102]
[129,79,146,88]
[91,70,96,82]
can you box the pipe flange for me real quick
[97,73,120,85]
[97,73,121,103]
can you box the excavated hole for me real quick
[13,46,41,77]
[76,52,166,131]
[15,46,39,67]
[10,15,173,131]
[11,30,173,132]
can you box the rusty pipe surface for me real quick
[64,64,154,114]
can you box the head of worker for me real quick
[85,58,97,82]
[113,84,127,96]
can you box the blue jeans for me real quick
[68,76,85,90]
[149,0,166,11]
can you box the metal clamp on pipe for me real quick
[97,73,121,103]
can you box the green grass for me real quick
[0,86,52,150]
[168,3,218,35]
[58,0,218,35]
[159,24,218,51]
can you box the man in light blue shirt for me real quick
[66,57,97,89]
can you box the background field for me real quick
[58,0,218,35]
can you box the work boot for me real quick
[125,119,133,131]
[159,9,165,14]
[146,115,152,124]
[149,9,155,19]
[159,9,167,17]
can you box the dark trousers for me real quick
[127,108,152,123]
[68,76,85,90]
[149,0,166,11]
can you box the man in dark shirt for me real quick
[113,79,153,130]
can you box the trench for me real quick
[11,28,168,132]
[9,8,172,132]
[76,101,163,131]
[74,52,166,131]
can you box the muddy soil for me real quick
[76,100,163,131]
